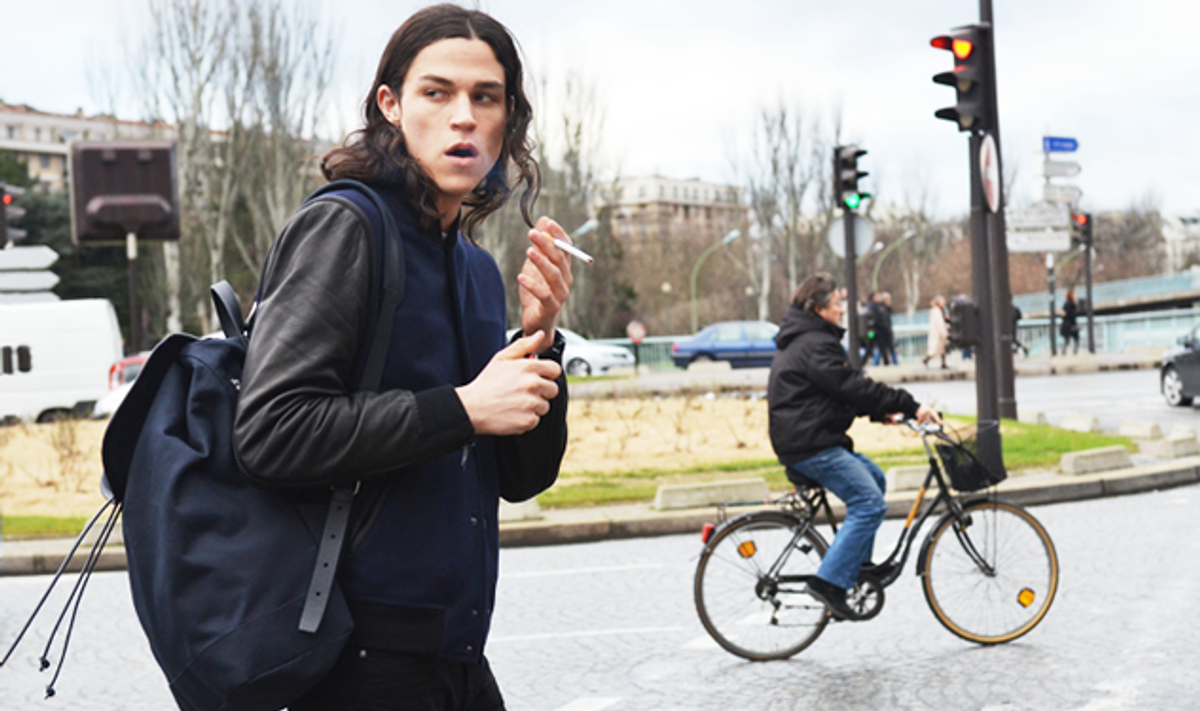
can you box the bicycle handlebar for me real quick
[902,418,944,436]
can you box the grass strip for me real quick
[540,417,1136,509]
[1,515,91,540]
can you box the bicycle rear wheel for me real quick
[694,511,829,660]
[921,499,1059,644]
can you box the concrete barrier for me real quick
[886,465,928,493]
[686,360,732,373]
[1170,425,1197,440]
[1060,413,1102,433]
[654,478,769,510]
[1061,445,1133,475]
[1120,421,1163,440]
[1019,410,1048,425]
[1149,427,1200,458]
[499,499,542,522]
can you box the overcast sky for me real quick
[3,0,1198,218]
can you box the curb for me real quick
[6,458,1196,575]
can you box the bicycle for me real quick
[692,420,1059,661]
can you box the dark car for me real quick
[670,320,779,369]
[1161,325,1200,406]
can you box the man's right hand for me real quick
[915,404,942,425]
[455,331,562,436]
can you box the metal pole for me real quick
[1085,219,1096,353]
[843,213,861,368]
[969,129,1002,474]
[126,231,141,353]
[1047,252,1057,357]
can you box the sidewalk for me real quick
[4,453,1197,576]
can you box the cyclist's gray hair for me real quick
[793,272,838,314]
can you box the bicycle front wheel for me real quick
[694,511,829,660]
[921,499,1059,644]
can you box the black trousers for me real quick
[290,647,506,711]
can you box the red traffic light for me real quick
[1072,213,1089,226]
[930,36,973,60]
[2,193,11,206]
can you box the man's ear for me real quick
[377,85,401,123]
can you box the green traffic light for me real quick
[844,192,870,210]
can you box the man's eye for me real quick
[475,93,499,104]
[425,89,445,99]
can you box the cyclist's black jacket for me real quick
[768,305,919,466]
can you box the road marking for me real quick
[683,635,719,650]
[502,563,663,579]
[490,626,683,643]
[555,698,621,711]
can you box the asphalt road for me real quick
[3,484,1198,710]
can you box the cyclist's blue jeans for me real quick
[786,447,887,590]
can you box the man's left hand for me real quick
[518,217,573,353]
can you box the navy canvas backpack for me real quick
[1,180,403,710]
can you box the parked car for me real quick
[1161,325,1200,406]
[670,320,779,369]
[506,327,636,377]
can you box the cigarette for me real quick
[545,233,594,264]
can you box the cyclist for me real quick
[767,272,940,621]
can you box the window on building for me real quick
[34,128,42,141]
[39,154,51,168]
[5,125,14,139]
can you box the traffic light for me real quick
[1,183,28,246]
[833,145,870,210]
[931,24,993,133]
[1072,212,1092,247]
[947,295,981,348]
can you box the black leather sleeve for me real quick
[495,329,569,502]
[233,200,474,488]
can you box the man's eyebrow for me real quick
[416,75,504,91]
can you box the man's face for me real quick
[816,291,845,327]
[384,38,508,222]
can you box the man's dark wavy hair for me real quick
[321,3,539,238]
[793,272,839,313]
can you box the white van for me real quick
[0,299,124,423]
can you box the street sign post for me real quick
[827,214,875,259]
[1006,203,1071,231]
[1042,136,1078,152]
[0,245,58,271]
[1007,228,1071,253]
[1043,160,1081,179]
[1044,184,1083,204]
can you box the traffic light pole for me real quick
[127,232,142,354]
[843,213,861,369]
[968,131,1003,474]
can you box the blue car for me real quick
[670,321,779,369]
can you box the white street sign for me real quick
[0,271,60,291]
[1044,184,1083,204]
[1006,203,1071,231]
[1042,160,1081,179]
[827,214,875,259]
[980,134,1001,213]
[1007,228,1071,253]
[0,291,59,303]
[0,245,59,271]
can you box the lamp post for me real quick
[870,229,917,292]
[690,229,741,333]
[558,219,600,330]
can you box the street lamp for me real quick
[870,229,917,292]
[690,228,741,334]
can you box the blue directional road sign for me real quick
[1043,136,1078,153]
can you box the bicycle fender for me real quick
[705,510,828,550]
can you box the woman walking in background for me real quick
[923,295,949,369]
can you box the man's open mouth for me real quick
[447,145,478,158]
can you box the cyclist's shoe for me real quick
[859,560,899,583]
[806,577,860,621]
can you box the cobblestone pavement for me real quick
[3,485,1199,710]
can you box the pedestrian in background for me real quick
[870,292,897,366]
[234,5,572,709]
[1061,288,1080,355]
[858,291,877,364]
[768,272,940,620]
[923,294,948,369]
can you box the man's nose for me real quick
[450,93,477,130]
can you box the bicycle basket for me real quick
[934,423,1007,492]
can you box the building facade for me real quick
[0,101,163,191]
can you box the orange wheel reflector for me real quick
[1017,588,1036,608]
[737,540,757,559]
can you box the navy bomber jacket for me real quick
[233,183,568,664]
